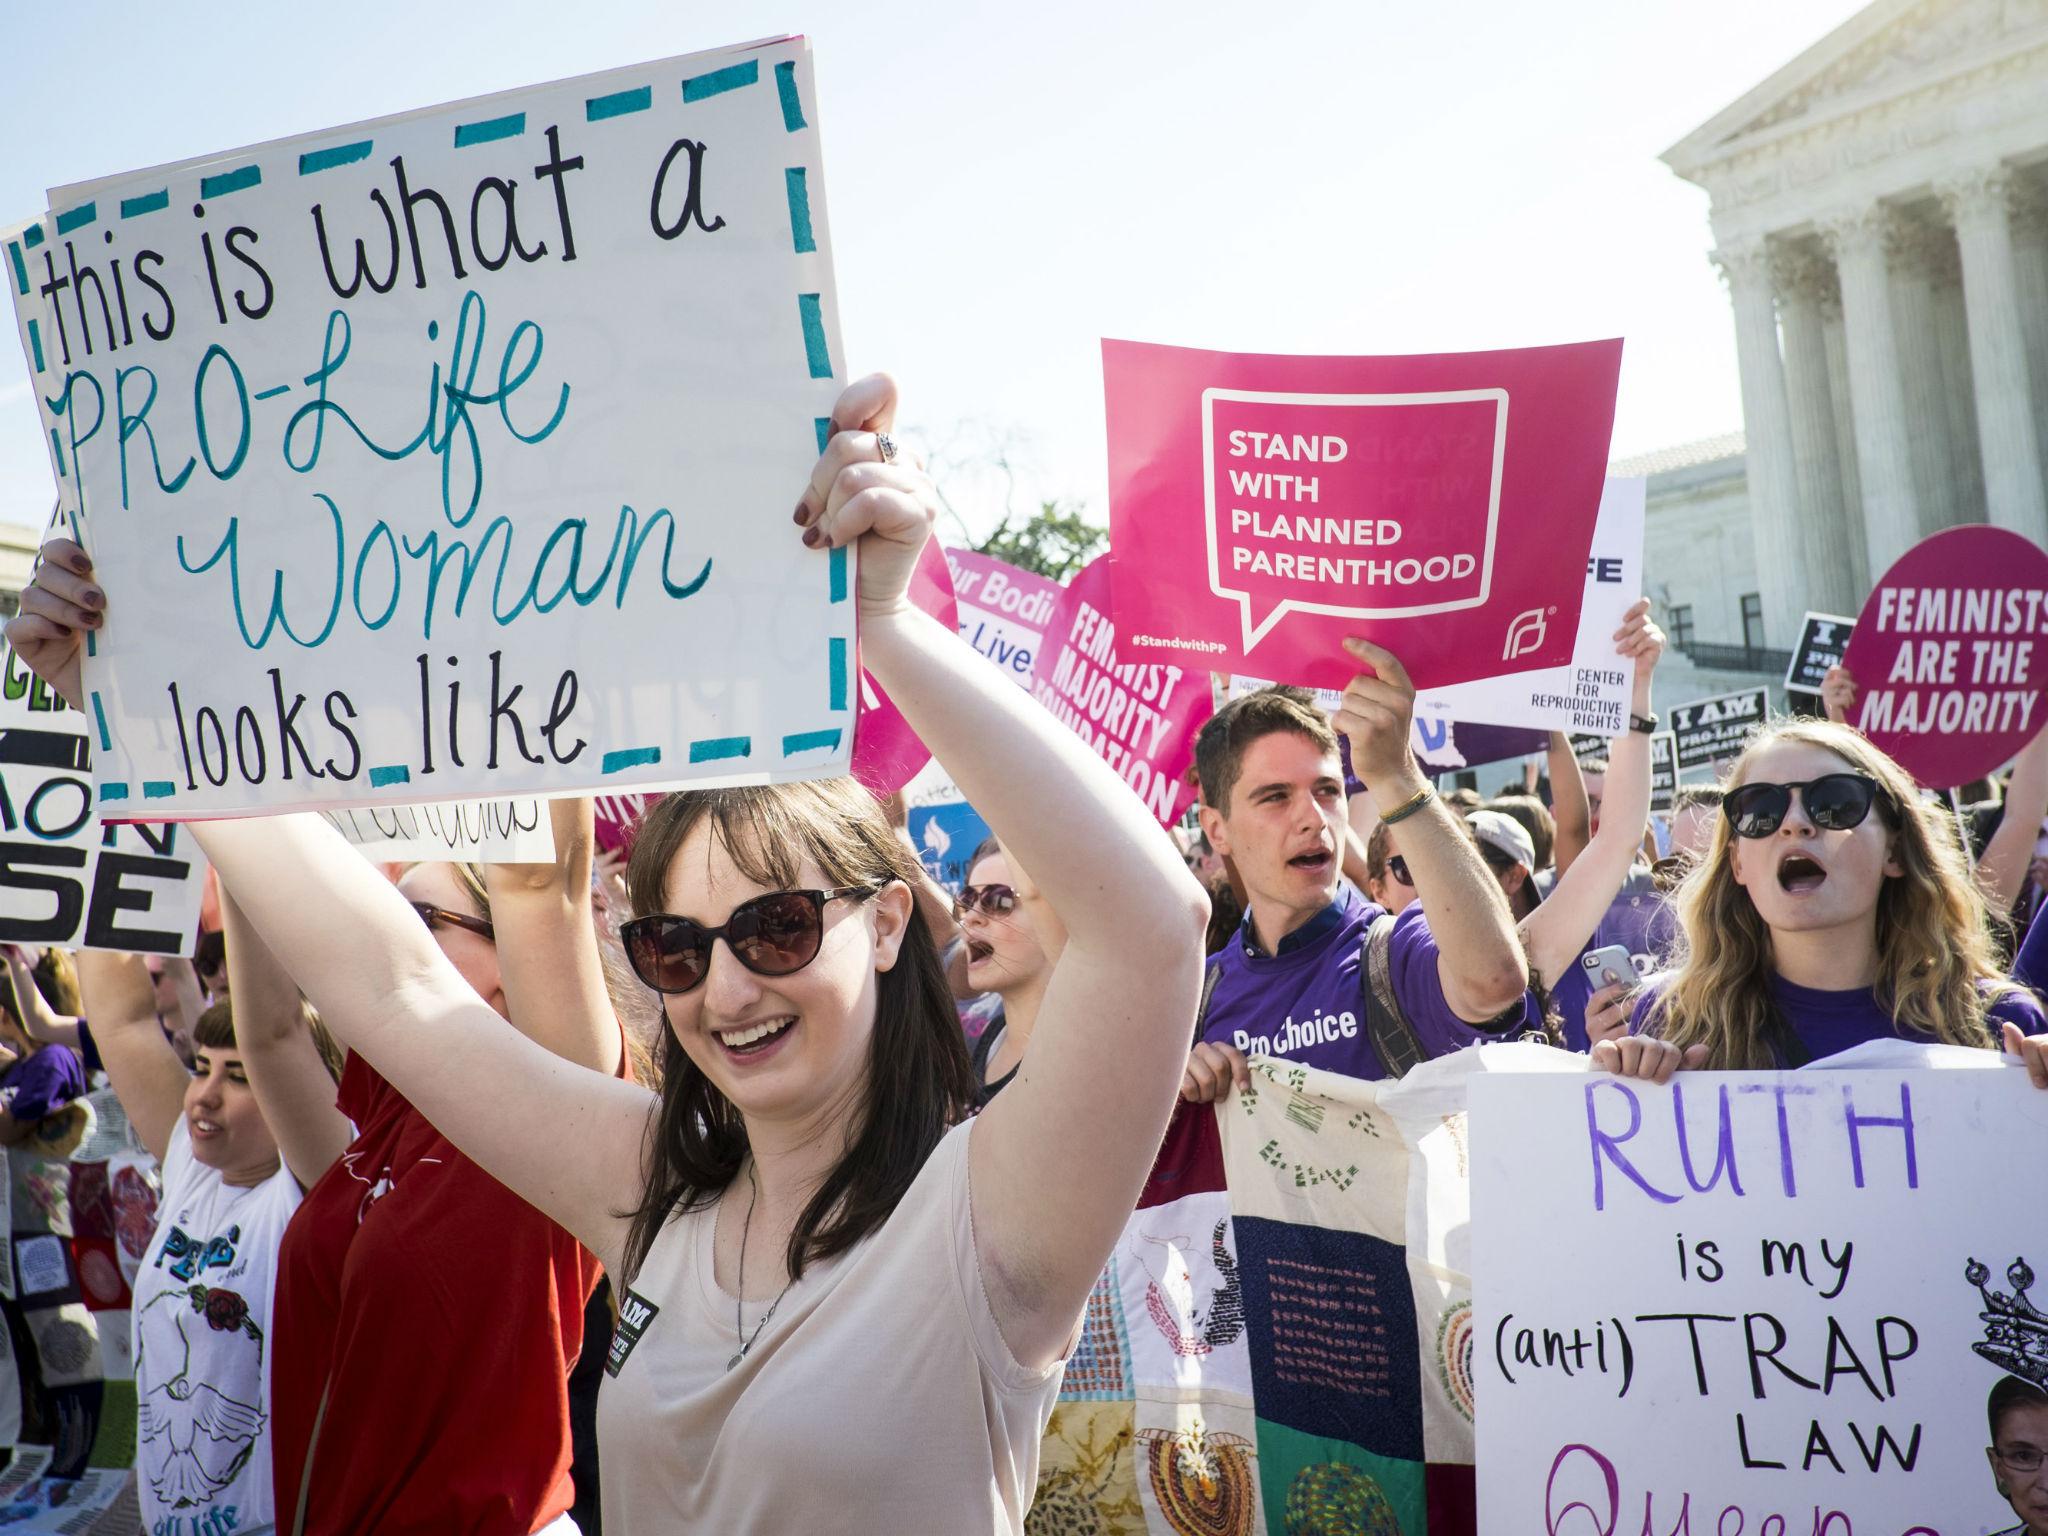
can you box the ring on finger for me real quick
[875,431,897,466]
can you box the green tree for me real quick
[974,500,1105,582]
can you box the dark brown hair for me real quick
[32,949,81,1018]
[620,780,975,1283]
[1193,687,1338,811]
[1989,1372,2048,1441]
[191,996,345,1083]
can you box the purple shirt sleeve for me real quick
[1384,905,1533,1048]
[0,1044,86,1123]
[2015,909,2048,999]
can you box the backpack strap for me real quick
[1361,914,1432,1081]
[1194,961,1223,1040]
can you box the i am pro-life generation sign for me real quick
[5,38,854,818]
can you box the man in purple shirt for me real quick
[1181,641,1529,1098]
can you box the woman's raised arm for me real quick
[804,375,1208,1369]
[72,951,189,1164]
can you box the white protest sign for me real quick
[0,644,206,955]
[5,39,853,819]
[321,798,553,862]
[1472,1057,2046,1534]
[1418,477,1646,735]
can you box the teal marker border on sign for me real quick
[367,764,411,787]
[784,168,816,253]
[682,59,757,101]
[586,86,651,121]
[200,165,261,199]
[688,737,751,764]
[54,203,97,235]
[299,141,374,175]
[22,226,44,250]
[782,729,840,756]
[774,61,807,131]
[602,746,662,774]
[454,112,525,147]
[120,190,169,218]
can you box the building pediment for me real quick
[1665,0,2048,180]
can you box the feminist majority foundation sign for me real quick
[1029,557,1211,825]
[3,38,853,818]
[1472,1050,2048,1535]
[1843,526,2048,787]
[0,644,205,954]
[1102,337,1622,693]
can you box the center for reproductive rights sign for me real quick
[1205,387,1506,652]
[1106,338,1622,694]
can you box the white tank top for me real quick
[596,1119,1063,1533]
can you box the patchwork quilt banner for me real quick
[1027,1046,1560,1535]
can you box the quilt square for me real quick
[1140,1096,1228,1210]
[1116,1193,1253,1397]
[1030,1400,1145,1535]
[1252,1419,1420,1536]
[1235,1216,1422,1463]
[1133,1394,1266,1536]
[1060,1256,1136,1402]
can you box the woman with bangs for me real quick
[7,373,1210,1533]
[1593,718,2048,1087]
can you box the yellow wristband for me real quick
[1377,784,1435,827]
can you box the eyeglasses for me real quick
[954,883,1018,920]
[1386,856,1413,887]
[620,887,876,996]
[1723,774,1888,839]
[1995,1444,2047,1472]
[410,902,496,943]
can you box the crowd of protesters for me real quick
[0,373,2045,1534]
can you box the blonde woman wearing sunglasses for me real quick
[10,373,1207,1534]
[1595,719,2048,1087]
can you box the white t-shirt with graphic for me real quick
[132,1118,300,1535]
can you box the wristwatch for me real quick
[1629,712,1659,734]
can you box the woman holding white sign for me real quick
[9,374,1209,1532]
[1590,719,2048,1084]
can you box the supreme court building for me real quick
[1659,0,2048,656]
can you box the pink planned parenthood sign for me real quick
[1842,524,2048,787]
[1028,557,1212,826]
[1102,338,1623,693]
[851,537,958,797]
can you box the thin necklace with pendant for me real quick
[728,1160,798,1373]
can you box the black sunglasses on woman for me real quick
[1722,773,1890,839]
[620,887,877,995]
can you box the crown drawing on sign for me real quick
[1967,1257,2048,1386]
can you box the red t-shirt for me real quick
[273,1050,609,1535]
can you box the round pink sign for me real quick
[1842,524,2048,788]
[851,538,958,796]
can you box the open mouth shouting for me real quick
[1776,852,1827,895]
[714,1015,798,1063]
[1286,845,1335,879]
[966,939,995,964]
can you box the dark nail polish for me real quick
[802,527,822,548]
[794,502,810,525]
[82,613,102,628]
[83,588,103,606]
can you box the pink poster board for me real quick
[1102,337,1622,693]
[944,548,1065,687]
[1842,525,2048,787]
[1027,556,1213,826]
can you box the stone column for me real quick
[1883,213,1961,533]
[2009,188,2048,511]
[1939,165,2048,542]
[1710,239,1805,648]
[1772,244,1859,612]
[1821,205,1922,573]
[1930,236,1988,523]
[1820,295,1869,588]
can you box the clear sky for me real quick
[0,0,1872,543]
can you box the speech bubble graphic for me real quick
[1202,388,1507,655]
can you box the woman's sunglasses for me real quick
[620,887,875,996]
[410,902,495,943]
[1722,773,1888,839]
[1385,855,1414,887]
[954,883,1018,920]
